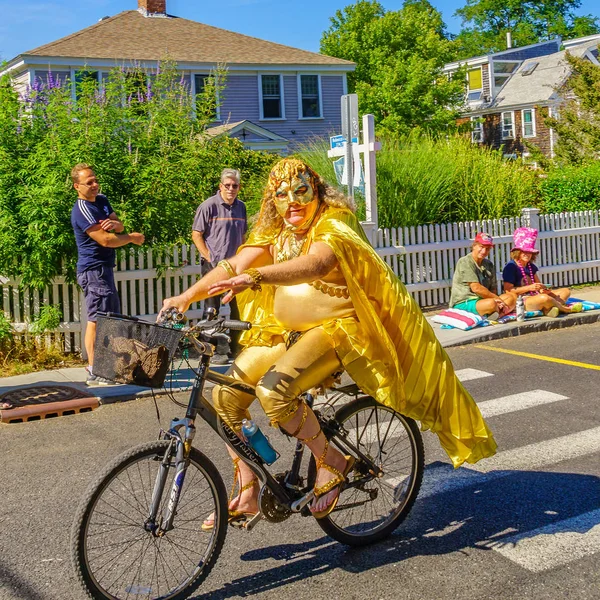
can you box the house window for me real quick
[522,108,536,138]
[501,111,515,139]
[471,117,483,143]
[194,73,218,120]
[74,69,100,100]
[260,74,284,119]
[298,74,321,118]
[467,67,483,102]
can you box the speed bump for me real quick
[0,385,98,424]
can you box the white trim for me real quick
[549,105,556,158]
[471,116,484,143]
[258,73,285,121]
[2,55,354,73]
[501,111,515,139]
[521,107,536,138]
[297,73,323,119]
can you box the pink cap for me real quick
[474,232,494,247]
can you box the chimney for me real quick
[138,0,166,15]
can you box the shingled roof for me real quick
[19,10,354,68]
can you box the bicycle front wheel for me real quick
[315,396,424,546]
[72,440,228,600]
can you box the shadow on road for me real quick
[192,463,600,599]
[0,562,48,600]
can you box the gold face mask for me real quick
[267,159,321,231]
[273,172,316,216]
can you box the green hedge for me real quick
[0,63,277,288]
[540,163,600,213]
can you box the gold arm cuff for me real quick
[242,268,263,291]
[217,259,236,278]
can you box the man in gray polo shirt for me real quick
[193,168,247,363]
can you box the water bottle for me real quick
[241,419,279,465]
[516,295,525,321]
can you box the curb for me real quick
[442,310,600,348]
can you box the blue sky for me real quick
[1,0,599,63]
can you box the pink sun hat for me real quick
[512,227,540,254]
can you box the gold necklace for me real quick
[276,229,308,262]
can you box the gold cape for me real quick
[236,206,497,468]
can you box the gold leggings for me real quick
[212,326,342,431]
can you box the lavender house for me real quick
[1,0,355,152]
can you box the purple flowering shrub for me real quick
[0,61,275,287]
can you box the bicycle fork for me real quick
[145,418,196,536]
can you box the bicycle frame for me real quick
[152,330,383,535]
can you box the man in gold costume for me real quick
[160,158,497,524]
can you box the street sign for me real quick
[341,94,359,144]
[330,135,346,149]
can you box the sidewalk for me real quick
[1,285,600,411]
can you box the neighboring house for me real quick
[443,34,600,159]
[0,0,355,153]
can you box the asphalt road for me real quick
[1,323,599,600]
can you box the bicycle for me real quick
[71,311,425,600]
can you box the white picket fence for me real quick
[2,207,599,355]
[372,207,600,308]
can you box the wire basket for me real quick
[93,315,184,388]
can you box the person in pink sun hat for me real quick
[502,227,583,317]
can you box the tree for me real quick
[453,0,600,58]
[320,0,465,135]
[544,51,600,165]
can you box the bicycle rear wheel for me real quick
[72,440,228,600]
[315,396,424,546]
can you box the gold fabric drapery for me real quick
[235,207,497,468]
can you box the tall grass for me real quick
[298,132,538,228]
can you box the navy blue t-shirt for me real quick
[71,194,116,273]
[502,259,539,287]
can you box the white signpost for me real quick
[328,94,381,243]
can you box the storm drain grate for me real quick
[0,385,98,424]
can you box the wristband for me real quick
[242,268,263,291]
[217,259,235,278]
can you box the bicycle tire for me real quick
[72,440,228,600]
[313,396,424,547]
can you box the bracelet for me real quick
[217,259,235,278]
[242,268,263,291]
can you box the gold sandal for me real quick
[287,402,355,520]
[201,458,258,531]
[311,439,355,520]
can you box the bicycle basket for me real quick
[93,315,184,388]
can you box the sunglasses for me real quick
[222,183,239,189]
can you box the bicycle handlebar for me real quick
[221,320,252,331]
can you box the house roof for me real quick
[492,42,596,108]
[205,120,288,142]
[16,10,354,69]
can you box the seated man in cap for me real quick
[450,232,516,320]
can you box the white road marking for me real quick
[478,390,569,418]
[478,509,600,572]
[470,426,600,473]
[455,368,494,382]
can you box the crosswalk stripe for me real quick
[478,390,568,418]
[470,426,600,473]
[479,509,600,572]
[455,368,494,382]
[420,426,600,497]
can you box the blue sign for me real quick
[330,135,346,149]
